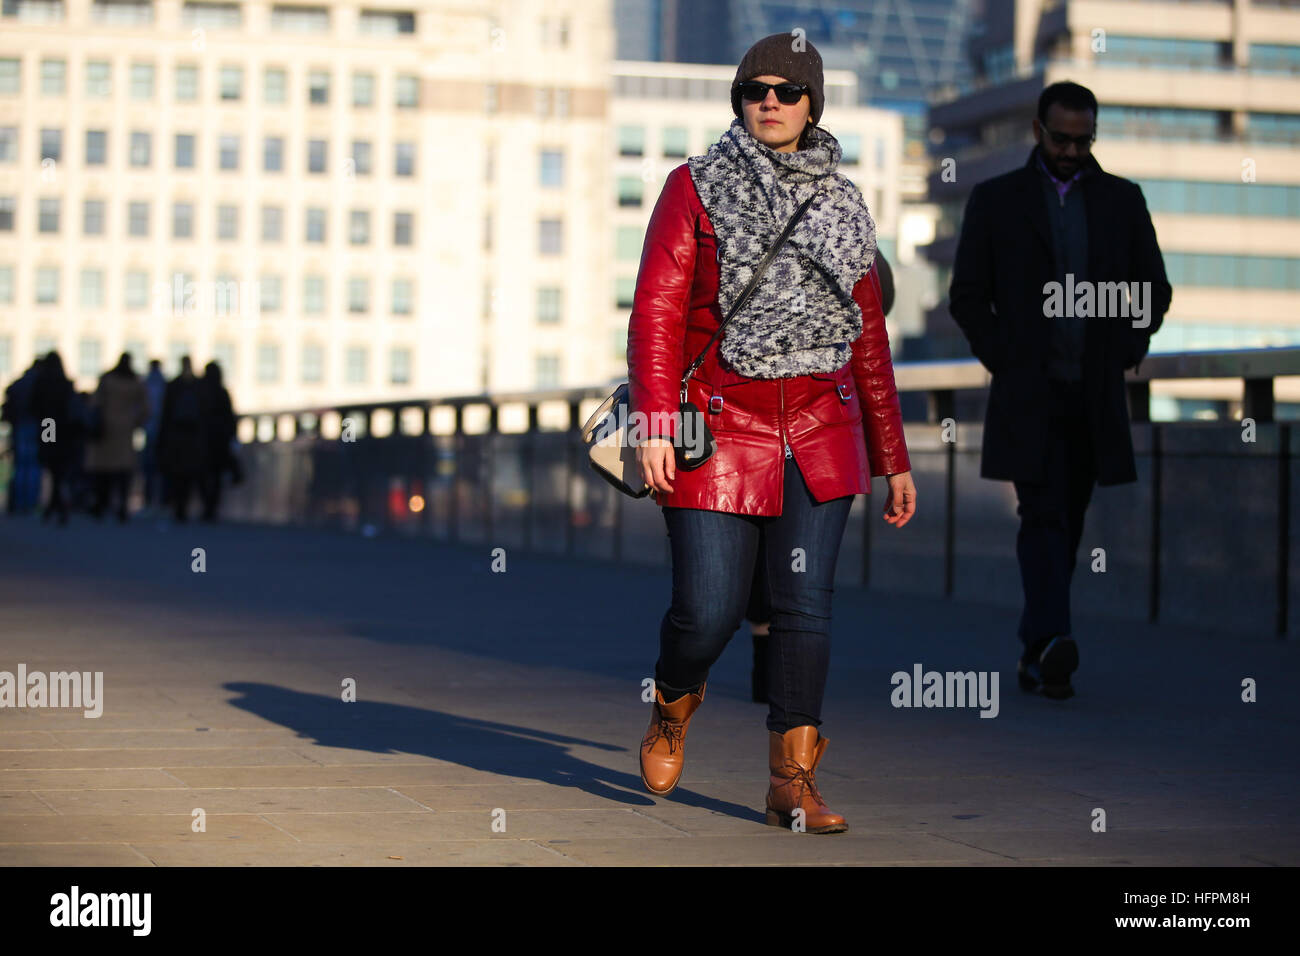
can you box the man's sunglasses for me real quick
[736,80,809,105]
[1044,127,1096,149]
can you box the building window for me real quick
[537,286,561,324]
[181,1,241,30]
[0,334,9,376]
[271,4,329,33]
[129,130,151,167]
[35,266,59,304]
[173,133,195,169]
[391,278,412,315]
[85,60,110,98]
[839,133,861,166]
[219,65,242,101]
[85,129,107,165]
[535,354,560,389]
[352,71,374,107]
[165,341,190,377]
[307,138,326,173]
[79,269,104,308]
[78,338,101,379]
[83,199,105,235]
[347,277,369,313]
[256,342,280,383]
[40,58,65,96]
[615,226,642,261]
[359,9,415,35]
[0,196,14,231]
[351,139,371,175]
[393,211,412,246]
[345,345,368,383]
[261,205,283,241]
[395,73,418,108]
[38,197,59,233]
[301,343,323,383]
[129,62,154,100]
[127,200,149,237]
[216,203,237,240]
[394,141,415,176]
[211,340,235,377]
[259,274,281,313]
[617,176,643,207]
[539,218,562,255]
[0,126,13,163]
[662,126,688,158]
[303,275,325,313]
[218,133,239,170]
[308,69,329,105]
[305,207,326,242]
[263,67,286,104]
[0,266,11,304]
[349,209,369,245]
[389,346,411,384]
[555,88,570,117]
[212,273,238,315]
[540,148,564,187]
[263,136,283,172]
[172,201,193,238]
[483,211,492,251]
[484,82,498,113]
[617,125,645,157]
[33,335,57,359]
[124,270,148,309]
[615,276,636,309]
[40,128,61,163]
[92,0,153,27]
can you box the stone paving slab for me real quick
[1,514,1297,866]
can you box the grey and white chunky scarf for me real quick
[686,116,876,379]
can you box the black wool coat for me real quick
[948,146,1172,486]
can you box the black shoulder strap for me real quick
[679,189,820,400]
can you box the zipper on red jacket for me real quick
[779,379,791,459]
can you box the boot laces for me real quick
[643,714,686,754]
[775,758,824,805]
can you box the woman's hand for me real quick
[637,437,675,495]
[882,471,916,527]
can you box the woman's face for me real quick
[740,74,811,153]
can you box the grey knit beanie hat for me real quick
[730,32,825,127]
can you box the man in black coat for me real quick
[949,81,1172,699]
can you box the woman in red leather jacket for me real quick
[628,34,916,833]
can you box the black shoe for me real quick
[1018,636,1077,699]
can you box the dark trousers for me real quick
[92,470,131,519]
[1013,378,1096,653]
[656,458,852,733]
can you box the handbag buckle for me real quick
[837,384,852,402]
[708,395,724,414]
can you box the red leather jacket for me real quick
[627,164,910,515]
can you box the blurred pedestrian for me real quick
[141,358,167,513]
[157,356,208,522]
[198,360,236,522]
[2,358,43,513]
[31,352,78,524]
[86,353,150,522]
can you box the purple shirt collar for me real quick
[1036,149,1083,200]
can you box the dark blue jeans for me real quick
[655,457,853,733]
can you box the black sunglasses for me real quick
[736,80,808,105]
[1044,127,1096,149]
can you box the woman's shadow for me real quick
[223,682,760,821]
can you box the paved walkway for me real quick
[1,512,1296,866]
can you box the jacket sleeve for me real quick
[948,182,1001,373]
[626,165,697,441]
[1125,182,1172,371]
[851,262,911,478]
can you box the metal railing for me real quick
[220,348,1300,640]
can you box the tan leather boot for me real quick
[765,725,848,833]
[639,682,706,795]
